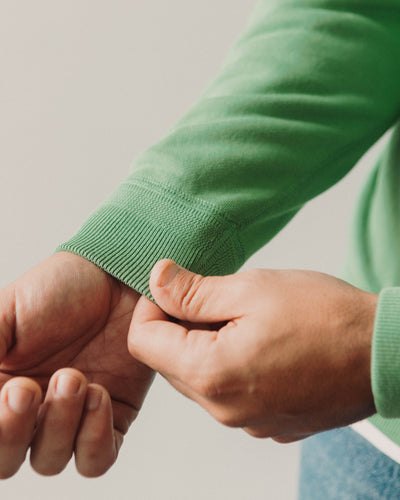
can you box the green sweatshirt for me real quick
[58,0,400,445]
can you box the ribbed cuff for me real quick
[56,180,244,298]
[371,287,400,418]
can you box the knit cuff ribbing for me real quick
[371,287,400,418]
[56,180,244,298]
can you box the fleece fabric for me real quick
[57,0,400,445]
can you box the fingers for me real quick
[30,369,119,478]
[0,377,42,479]
[129,295,188,373]
[149,259,244,323]
[75,385,120,478]
[30,368,88,475]
[129,295,219,378]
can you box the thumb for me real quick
[129,294,220,384]
[149,259,243,323]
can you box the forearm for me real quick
[58,0,400,299]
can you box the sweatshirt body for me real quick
[57,1,400,451]
[343,122,400,446]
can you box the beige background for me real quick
[0,1,385,498]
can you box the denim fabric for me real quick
[299,427,400,499]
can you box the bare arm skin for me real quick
[129,260,377,442]
[0,252,154,477]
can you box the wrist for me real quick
[335,286,378,423]
[362,291,379,411]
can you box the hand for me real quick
[0,252,154,477]
[129,259,378,443]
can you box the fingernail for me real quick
[85,388,102,411]
[56,374,81,397]
[7,386,35,414]
[156,262,181,288]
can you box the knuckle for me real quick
[213,410,244,428]
[244,427,271,439]
[128,327,150,363]
[76,450,116,478]
[176,274,207,317]
[127,332,139,357]
[127,330,147,362]
[272,436,296,444]
[193,376,217,399]
[76,435,111,466]
[191,370,226,400]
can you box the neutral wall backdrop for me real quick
[0,1,385,499]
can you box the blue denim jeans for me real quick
[299,427,400,499]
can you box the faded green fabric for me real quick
[371,288,400,418]
[58,1,400,440]
[342,121,400,443]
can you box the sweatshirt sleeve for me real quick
[57,0,400,297]
[372,288,400,418]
